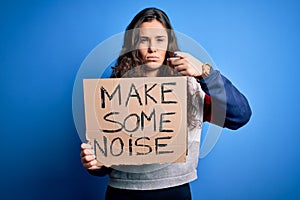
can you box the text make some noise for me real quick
[83,77,187,165]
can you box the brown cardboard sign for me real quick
[83,77,187,166]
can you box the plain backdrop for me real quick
[1,0,300,199]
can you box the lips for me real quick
[146,56,159,61]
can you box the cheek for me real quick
[158,43,168,59]
[156,42,168,52]
[158,50,167,59]
[138,48,147,58]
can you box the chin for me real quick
[145,62,162,70]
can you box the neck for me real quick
[142,64,161,77]
[145,69,159,77]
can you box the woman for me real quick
[80,7,251,199]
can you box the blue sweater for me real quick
[199,68,252,130]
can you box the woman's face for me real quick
[138,20,168,76]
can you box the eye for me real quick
[140,37,149,43]
[156,36,166,43]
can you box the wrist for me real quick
[194,62,211,82]
[201,63,211,78]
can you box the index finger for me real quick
[174,51,189,58]
[81,143,92,150]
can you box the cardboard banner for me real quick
[83,77,187,166]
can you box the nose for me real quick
[148,41,157,52]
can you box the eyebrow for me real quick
[140,35,167,38]
[156,36,166,39]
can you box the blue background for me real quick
[1,0,300,199]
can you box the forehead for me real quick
[139,20,167,36]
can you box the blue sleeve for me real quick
[87,167,111,177]
[199,68,252,130]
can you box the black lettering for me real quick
[135,137,152,155]
[145,83,157,105]
[125,83,142,106]
[159,112,176,132]
[155,136,173,154]
[110,137,124,156]
[94,137,107,157]
[101,84,121,108]
[123,113,140,132]
[129,134,133,156]
[141,109,156,131]
[161,82,177,104]
[101,112,123,133]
